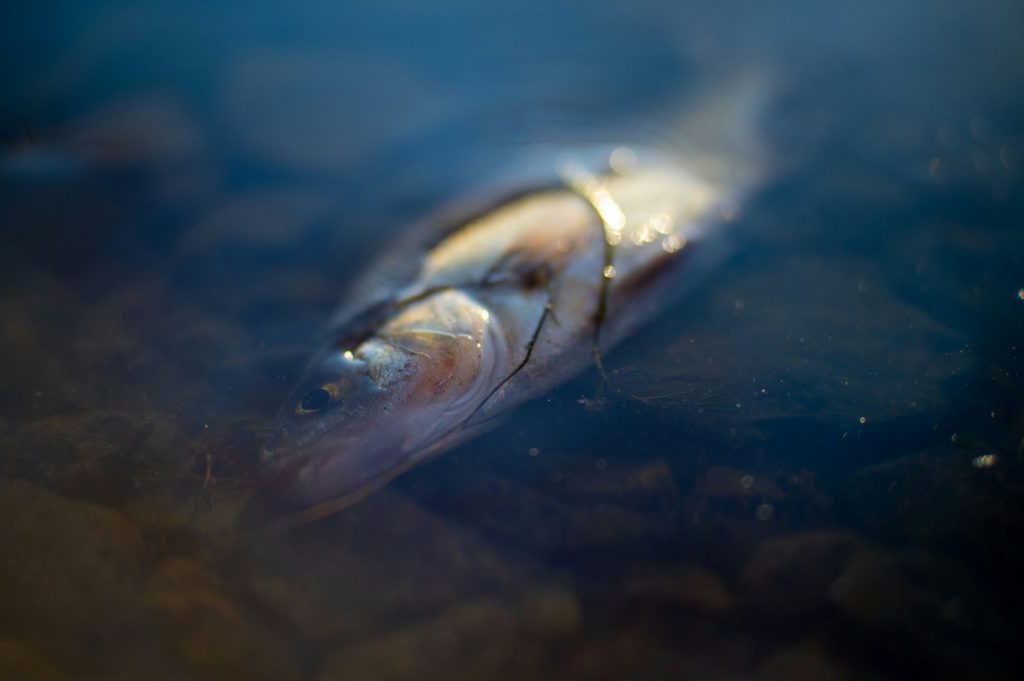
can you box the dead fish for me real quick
[260,73,773,512]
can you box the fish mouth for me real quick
[259,419,406,507]
[258,444,310,496]
[259,452,427,534]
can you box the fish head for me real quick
[260,290,501,506]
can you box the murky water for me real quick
[2,1,1023,679]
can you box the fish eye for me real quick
[297,387,332,413]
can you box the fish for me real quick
[259,72,773,515]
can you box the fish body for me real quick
[261,75,771,509]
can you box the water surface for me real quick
[1,1,1023,679]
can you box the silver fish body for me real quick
[261,75,771,509]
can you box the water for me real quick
[2,1,1023,679]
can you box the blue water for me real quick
[1,1,1023,679]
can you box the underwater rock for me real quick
[560,459,677,505]
[315,594,577,681]
[624,565,736,615]
[616,256,973,429]
[837,442,1024,621]
[560,629,751,681]
[519,588,582,637]
[685,465,789,544]
[243,572,365,643]
[490,484,673,552]
[838,447,1015,549]
[829,548,1017,679]
[316,601,506,680]
[58,94,204,167]
[144,557,301,681]
[0,638,66,681]
[71,282,251,403]
[755,638,862,681]
[410,465,678,553]
[740,530,862,618]
[244,488,558,643]
[3,410,153,506]
[0,294,93,421]
[693,466,785,503]
[0,482,147,674]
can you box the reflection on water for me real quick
[2,0,1023,679]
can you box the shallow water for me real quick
[2,1,1023,679]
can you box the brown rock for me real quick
[562,460,676,501]
[60,95,203,165]
[0,638,66,681]
[520,588,582,636]
[831,549,977,633]
[561,630,748,681]
[244,573,364,642]
[740,530,862,617]
[145,558,301,681]
[756,639,855,681]
[694,466,785,502]
[316,599,523,681]
[829,549,1015,680]
[626,565,736,615]
[3,410,153,506]
[0,482,148,672]
[316,588,580,681]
